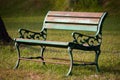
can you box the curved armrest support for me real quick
[18,28,46,40]
[72,32,102,46]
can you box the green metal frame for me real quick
[14,42,20,69]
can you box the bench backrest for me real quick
[42,11,107,35]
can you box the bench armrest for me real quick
[72,32,102,46]
[18,28,46,40]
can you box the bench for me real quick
[14,11,107,76]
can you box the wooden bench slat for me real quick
[48,11,103,18]
[46,16,99,25]
[16,38,69,47]
[45,23,97,31]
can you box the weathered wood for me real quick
[44,11,105,32]
[15,38,69,48]
[46,16,99,24]
[48,11,103,18]
[44,23,97,31]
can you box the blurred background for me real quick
[0,0,119,17]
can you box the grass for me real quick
[0,15,120,80]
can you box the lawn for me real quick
[0,15,120,80]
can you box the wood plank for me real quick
[16,38,69,47]
[46,16,99,24]
[44,23,97,31]
[48,11,103,18]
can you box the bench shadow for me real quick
[72,62,120,76]
[100,65,120,74]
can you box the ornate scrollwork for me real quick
[18,29,47,40]
[72,32,102,46]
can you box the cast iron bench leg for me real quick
[95,50,101,72]
[66,47,73,76]
[14,42,20,69]
[40,46,46,65]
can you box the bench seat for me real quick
[15,38,69,48]
[15,38,100,51]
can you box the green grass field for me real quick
[0,14,120,80]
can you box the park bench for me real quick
[14,11,107,76]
